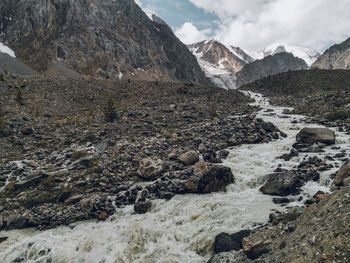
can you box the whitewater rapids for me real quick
[1,92,349,263]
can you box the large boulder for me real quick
[178,151,199,165]
[260,171,300,196]
[185,162,234,193]
[134,201,152,214]
[214,230,251,253]
[138,158,163,180]
[334,159,350,186]
[296,128,335,145]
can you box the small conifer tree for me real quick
[104,96,118,122]
[15,89,24,105]
[35,105,40,117]
[0,72,4,82]
[0,105,5,130]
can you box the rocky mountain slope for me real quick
[0,52,35,75]
[0,0,207,83]
[188,39,254,89]
[312,37,350,69]
[188,39,253,74]
[236,52,308,87]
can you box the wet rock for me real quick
[185,162,234,193]
[0,236,8,243]
[272,197,290,204]
[218,150,229,159]
[334,159,350,186]
[214,230,251,253]
[260,171,300,196]
[134,201,152,214]
[262,122,279,132]
[178,151,199,165]
[277,148,298,161]
[138,158,163,180]
[296,128,335,145]
[214,233,236,253]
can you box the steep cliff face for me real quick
[236,52,308,86]
[0,0,207,83]
[312,37,350,69]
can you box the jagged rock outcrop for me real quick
[0,0,207,83]
[236,52,308,86]
[312,37,350,69]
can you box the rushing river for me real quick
[1,92,349,263]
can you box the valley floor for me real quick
[0,73,349,262]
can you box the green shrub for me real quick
[325,110,350,121]
[0,72,4,81]
[104,96,118,122]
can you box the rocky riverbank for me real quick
[241,69,350,129]
[0,74,287,230]
[208,124,350,262]
[209,184,350,263]
[206,73,350,262]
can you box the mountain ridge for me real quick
[0,0,208,84]
[312,37,350,69]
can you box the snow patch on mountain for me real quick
[0,43,15,58]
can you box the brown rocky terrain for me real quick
[0,73,287,230]
[0,0,207,83]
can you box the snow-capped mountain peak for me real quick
[261,43,320,66]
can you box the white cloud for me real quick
[134,0,157,20]
[175,22,211,44]
[189,0,350,52]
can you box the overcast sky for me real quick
[136,0,350,52]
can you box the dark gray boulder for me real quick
[296,128,335,145]
[214,230,251,253]
[260,171,300,196]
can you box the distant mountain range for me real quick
[188,39,311,89]
[249,43,320,66]
[0,0,349,88]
